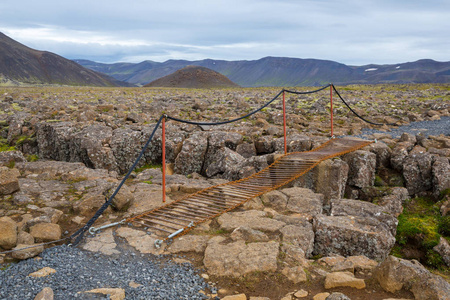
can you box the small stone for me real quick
[201,273,210,280]
[221,294,247,300]
[325,292,351,300]
[34,287,54,300]
[11,243,44,260]
[324,272,366,289]
[83,288,125,300]
[128,281,142,288]
[313,293,331,300]
[294,289,308,298]
[29,267,57,278]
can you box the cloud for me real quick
[0,0,449,64]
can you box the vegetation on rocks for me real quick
[0,83,449,299]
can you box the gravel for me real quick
[351,116,450,139]
[0,245,210,300]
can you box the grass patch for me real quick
[0,140,15,152]
[134,163,162,173]
[394,196,448,269]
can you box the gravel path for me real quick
[352,116,450,139]
[0,245,210,300]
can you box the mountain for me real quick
[75,57,450,87]
[0,32,131,86]
[144,65,239,88]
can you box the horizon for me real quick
[73,56,450,66]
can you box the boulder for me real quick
[73,193,109,217]
[255,136,274,154]
[174,132,208,175]
[110,127,145,174]
[377,187,409,217]
[281,187,324,218]
[403,152,433,195]
[29,223,62,242]
[433,237,450,267]
[273,134,312,153]
[432,157,450,199]
[331,199,398,235]
[107,183,134,211]
[280,223,315,258]
[313,215,395,260]
[203,237,279,277]
[260,190,288,211]
[204,147,245,179]
[0,166,20,195]
[374,255,450,300]
[17,231,35,245]
[312,159,349,206]
[324,272,365,289]
[342,150,376,189]
[390,142,413,172]
[236,143,256,158]
[363,141,392,169]
[217,210,285,232]
[0,216,17,249]
[11,243,44,260]
[0,151,27,167]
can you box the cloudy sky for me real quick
[1,0,449,65]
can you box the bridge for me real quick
[68,84,391,247]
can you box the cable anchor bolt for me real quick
[88,219,126,235]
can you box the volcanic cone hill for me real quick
[0,32,130,86]
[144,65,240,88]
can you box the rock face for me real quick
[313,215,395,260]
[374,255,450,300]
[343,150,376,189]
[203,236,279,277]
[433,237,450,267]
[174,132,208,175]
[0,167,20,195]
[432,156,450,198]
[281,187,324,218]
[218,210,285,232]
[402,152,433,195]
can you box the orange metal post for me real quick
[283,91,287,154]
[330,84,334,137]
[162,117,166,203]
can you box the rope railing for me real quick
[24,83,396,248]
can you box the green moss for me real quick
[438,216,450,236]
[134,163,162,173]
[0,138,15,152]
[26,154,39,162]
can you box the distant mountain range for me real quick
[0,32,130,86]
[75,57,450,87]
[1,32,449,88]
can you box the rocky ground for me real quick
[0,84,449,299]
